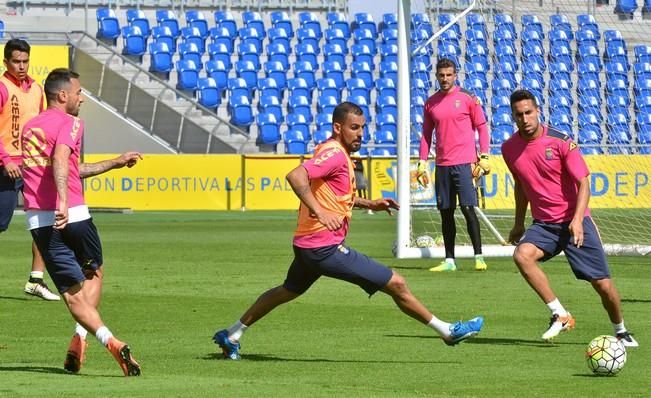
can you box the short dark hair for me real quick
[332,101,364,125]
[44,68,80,103]
[4,39,31,60]
[510,89,538,110]
[436,58,457,73]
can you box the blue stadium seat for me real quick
[242,11,266,39]
[375,77,396,100]
[204,60,229,93]
[288,94,313,122]
[299,11,322,39]
[346,77,369,102]
[550,14,573,32]
[227,77,250,101]
[324,28,348,54]
[197,77,220,110]
[121,26,147,62]
[96,8,120,45]
[376,112,397,136]
[577,14,600,38]
[316,78,341,102]
[637,113,651,145]
[493,29,516,52]
[258,93,283,123]
[284,130,308,154]
[464,77,488,94]
[382,12,398,32]
[239,27,262,53]
[353,12,377,37]
[317,94,338,115]
[549,112,573,134]
[575,29,599,48]
[577,62,601,82]
[0,20,4,38]
[374,129,396,152]
[156,9,180,38]
[380,61,398,85]
[126,9,150,37]
[492,111,513,128]
[213,10,237,38]
[410,61,429,85]
[465,28,487,47]
[180,26,205,53]
[494,13,516,37]
[466,42,488,62]
[465,60,488,80]
[313,128,333,145]
[578,124,603,145]
[264,61,287,89]
[549,91,574,111]
[351,44,375,68]
[578,93,601,112]
[522,28,544,47]
[152,25,176,54]
[175,59,199,92]
[634,77,651,96]
[491,95,510,113]
[606,76,629,97]
[266,42,289,70]
[491,125,514,148]
[635,93,651,111]
[286,113,311,138]
[209,26,234,53]
[579,107,604,126]
[324,43,346,69]
[326,11,350,38]
[438,13,461,37]
[521,14,543,35]
[235,60,257,89]
[353,28,377,54]
[256,113,281,145]
[634,44,651,64]
[549,62,573,82]
[228,96,254,129]
[287,77,311,100]
[268,27,291,54]
[491,78,515,97]
[376,95,397,118]
[270,11,294,39]
[148,42,173,78]
[296,43,319,70]
[411,12,432,36]
[604,29,626,48]
[207,42,231,70]
[439,28,460,46]
[549,43,572,66]
[466,12,487,35]
[634,62,651,82]
[522,42,545,65]
[315,113,333,132]
[178,41,202,69]
[495,43,517,65]
[605,43,629,67]
[185,10,209,38]
[293,61,316,89]
[297,27,320,54]
[548,30,572,49]
[352,61,374,88]
[323,60,345,88]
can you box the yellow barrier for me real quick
[82,154,651,210]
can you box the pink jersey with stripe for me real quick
[419,86,489,165]
[21,108,85,210]
[501,124,591,223]
[293,144,352,248]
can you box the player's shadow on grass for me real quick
[202,352,460,364]
[385,334,584,347]
[621,298,651,304]
[0,366,70,375]
[0,295,30,301]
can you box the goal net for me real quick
[394,0,651,258]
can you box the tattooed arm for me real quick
[52,144,71,229]
[79,151,143,178]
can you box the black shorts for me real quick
[284,244,393,296]
[31,218,104,293]
[434,164,478,210]
[0,174,21,231]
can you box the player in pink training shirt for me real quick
[416,58,491,272]
[213,102,484,360]
[502,89,637,347]
[21,68,144,375]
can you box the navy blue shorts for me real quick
[519,217,610,281]
[284,243,393,296]
[31,218,104,293]
[434,164,477,210]
[0,174,22,232]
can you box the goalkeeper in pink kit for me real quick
[417,58,491,272]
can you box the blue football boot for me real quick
[213,329,241,360]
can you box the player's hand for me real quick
[368,198,400,216]
[507,225,525,245]
[54,205,69,230]
[316,210,344,231]
[568,217,584,248]
[115,152,143,169]
[477,153,491,175]
[3,161,22,179]
[416,160,429,187]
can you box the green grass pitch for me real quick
[1,211,650,397]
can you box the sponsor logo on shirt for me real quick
[314,147,341,165]
[545,148,553,160]
[454,99,461,108]
[338,244,350,254]
[569,142,578,151]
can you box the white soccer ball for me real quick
[415,235,436,248]
[586,335,627,376]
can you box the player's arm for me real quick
[354,196,399,215]
[508,175,529,244]
[471,97,491,174]
[417,108,434,187]
[79,151,142,178]
[286,164,342,231]
[52,143,71,229]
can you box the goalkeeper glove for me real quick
[416,160,429,187]
[474,153,491,177]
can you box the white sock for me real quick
[30,271,44,280]
[474,254,483,260]
[445,258,455,265]
[546,298,568,316]
[227,320,248,342]
[613,321,627,334]
[95,326,114,346]
[75,323,88,339]
[428,315,452,337]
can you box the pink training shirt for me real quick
[501,124,591,223]
[419,85,489,165]
[21,108,85,211]
[293,145,352,248]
